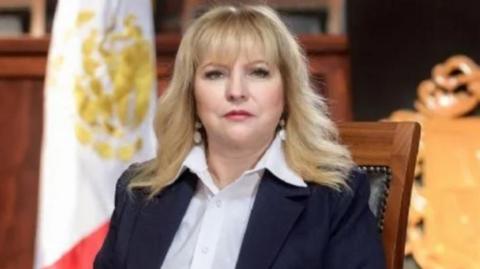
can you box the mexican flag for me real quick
[35,0,156,268]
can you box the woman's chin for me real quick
[218,130,272,149]
[227,137,257,148]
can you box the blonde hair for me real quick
[129,5,354,196]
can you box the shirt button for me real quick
[215,199,222,208]
[201,246,209,254]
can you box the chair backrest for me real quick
[338,121,421,269]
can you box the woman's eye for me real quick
[204,70,224,80]
[251,68,270,78]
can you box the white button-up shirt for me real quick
[160,134,307,269]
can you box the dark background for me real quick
[347,0,480,120]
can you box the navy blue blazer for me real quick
[94,165,386,269]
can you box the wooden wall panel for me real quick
[0,79,43,269]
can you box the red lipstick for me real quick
[224,110,253,120]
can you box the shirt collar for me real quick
[175,133,307,188]
[257,133,307,187]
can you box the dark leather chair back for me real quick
[360,165,391,232]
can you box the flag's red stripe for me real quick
[44,222,109,269]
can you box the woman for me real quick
[95,5,386,269]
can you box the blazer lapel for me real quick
[126,170,197,269]
[236,171,310,269]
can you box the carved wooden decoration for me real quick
[390,55,480,268]
[415,55,480,118]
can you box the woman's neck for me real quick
[206,138,272,189]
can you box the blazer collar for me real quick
[126,169,310,269]
[235,170,310,269]
[126,170,197,269]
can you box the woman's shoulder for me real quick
[116,161,148,186]
[307,167,371,212]
[307,167,386,268]
[114,160,156,201]
[308,167,368,194]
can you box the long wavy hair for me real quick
[129,5,354,197]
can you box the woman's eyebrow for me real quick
[198,62,229,70]
[247,59,268,64]
[247,60,274,68]
[198,59,271,69]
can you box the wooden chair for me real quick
[338,122,421,269]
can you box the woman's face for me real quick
[194,47,284,149]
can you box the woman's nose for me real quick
[226,71,248,102]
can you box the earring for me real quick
[194,121,202,144]
[278,118,286,140]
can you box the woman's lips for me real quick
[224,110,253,120]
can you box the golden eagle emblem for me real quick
[73,11,155,161]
